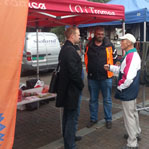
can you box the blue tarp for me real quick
[79,0,149,27]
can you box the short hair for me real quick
[64,26,79,39]
[94,27,105,33]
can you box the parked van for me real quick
[22,32,61,72]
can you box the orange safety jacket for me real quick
[105,47,114,78]
[85,46,114,78]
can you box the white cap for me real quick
[119,33,136,43]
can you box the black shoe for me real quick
[86,120,97,128]
[123,134,141,141]
[121,145,138,149]
[75,136,82,142]
[106,121,112,129]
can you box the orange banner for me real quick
[0,0,28,148]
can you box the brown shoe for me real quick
[86,121,97,128]
[106,121,112,129]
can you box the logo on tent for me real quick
[69,4,115,16]
[29,2,46,10]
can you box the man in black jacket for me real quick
[56,26,84,149]
[85,27,117,129]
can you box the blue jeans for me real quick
[74,69,84,134]
[62,108,77,149]
[74,94,82,134]
[88,78,112,122]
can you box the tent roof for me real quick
[27,0,125,28]
[108,0,149,12]
[79,0,149,27]
[108,0,149,23]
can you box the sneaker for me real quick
[86,120,97,128]
[75,136,82,142]
[106,121,112,129]
[123,134,141,141]
[121,145,138,149]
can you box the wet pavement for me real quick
[14,70,149,149]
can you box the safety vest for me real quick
[106,47,113,78]
[85,46,114,78]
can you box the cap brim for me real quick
[119,37,126,40]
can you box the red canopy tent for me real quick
[0,0,125,148]
[27,0,125,79]
[28,0,125,28]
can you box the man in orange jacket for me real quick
[85,27,118,129]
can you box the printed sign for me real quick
[29,2,46,10]
[69,4,115,15]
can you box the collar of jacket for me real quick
[65,40,74,46]
[123,48,137,59]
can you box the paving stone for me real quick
[13,77,149,149]
[77,114,149,149]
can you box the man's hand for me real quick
[104,64,110,71]
[115,61,121,66]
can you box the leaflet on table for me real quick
[24,96,38,101]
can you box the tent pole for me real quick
[36,27,39,80]
[144,21,146,42]
[142,21,147,110]
[143,21,146,108]
[122,21,125,56]
[122,21,125,35]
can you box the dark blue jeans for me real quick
[74,69,84,133]
[74,94,82,134]
[62,108,77,149]
[88,78,112,122]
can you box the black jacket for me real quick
[86,37,117,80]
[56,40,84,110]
